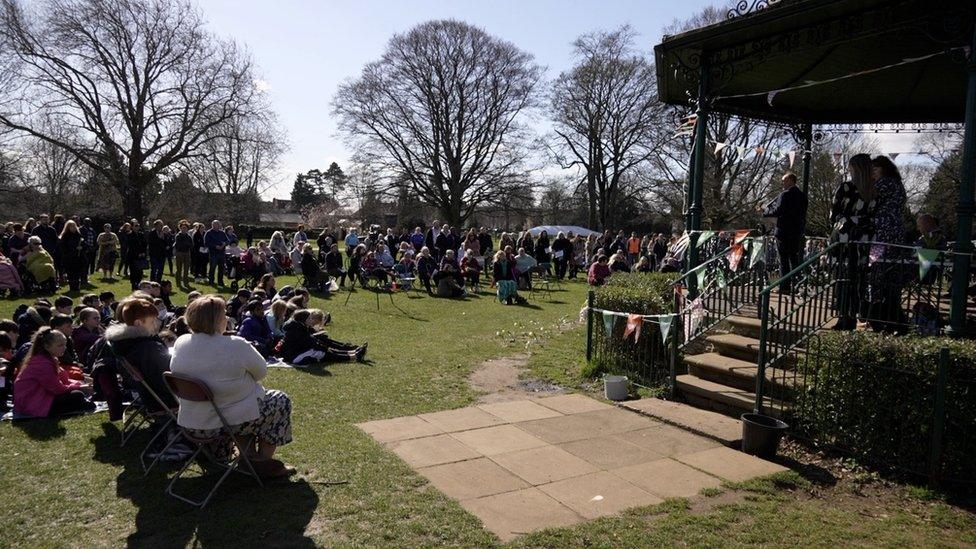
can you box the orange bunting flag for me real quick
[733,229,750,246]
[623,314,643,342]
[754,146,765,155]
[728,243,745,272]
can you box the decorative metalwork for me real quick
[727,0,781,20]
[816,123,965,134]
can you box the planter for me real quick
[604,375,629,401]
[741,413,789,459]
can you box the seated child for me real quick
[13,327,95,417]
[278,309,366,365]
[237,300,272,356]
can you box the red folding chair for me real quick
[162,372,263,508]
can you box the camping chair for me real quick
[532,267,555,301]
[393,263,418,293]
[162,372,263,508]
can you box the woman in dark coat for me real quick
[126,222,148,291]
[59,220,86,291]
[829,153,877,330]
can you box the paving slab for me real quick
[612,458,722,498]
[558,436,661,470]
[356,415,444,443]
[539,471,664,519]
[450,424,548,456]
[620,425,722,457]
[478,400,564,422]
[674,446,789,482]
[575,408,660,435]
[490,445,599,485]
[517,408,653,445]
[418,458,529,500]
[459,487,583,542]
[619,398,743,445]
[389,434,482,468]
[534,393,613,414]
[418,406,507,432]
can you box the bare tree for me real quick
[549,26,665,230]
[0,0,261,220]
[182,108,286,197]
[28,120,85,212]
[332,19,542,226]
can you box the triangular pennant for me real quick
[788,150,797,167]
[767,90,779,106]
[695,230,715,249]
[714,142,728,155]
[917,248,940,279]
[683,298,706,342]
[602,312,616,337]
[754,146,765,155]
[728,243,745,272]
[733,229,750,246]
[659,315,674,343]
[771,149,782,160]
[750,239,765,268]
[736,145,748,161]
[715,269,727,289]
[623,314,643,342]
[890,152,900,160]
[695,266,707,289]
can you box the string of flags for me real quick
[592,307,677,345]
[710,138,939,167]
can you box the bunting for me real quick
[695,230,715,249]
[714,142,728,155]
[602,312,616,336]
[749,239,765,268]
[917,248,941,279]
[659,315,674,343]
[788,150,796,168]
[683,298,706,342]
[728,244,745,272]
[695,266,707,289]
[623,314,643,342]
[715,269,728,290]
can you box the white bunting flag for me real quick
[788,150,796,167]
[659,315,674,343]
[714,142,728,155]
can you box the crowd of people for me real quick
[0,272,371,477]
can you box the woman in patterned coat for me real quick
[866,155,909,332]
[829,154,876,330]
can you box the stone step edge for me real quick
[614,398,742,446]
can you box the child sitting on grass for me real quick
[13,328,95,417]
[277,309,366,366]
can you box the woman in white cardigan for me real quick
[170,295,295,478]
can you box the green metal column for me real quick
[801,123,813,196]
[687,62,710,294]
[949,30,976,337]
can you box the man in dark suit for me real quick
[761,172,808,294]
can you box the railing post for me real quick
[586,290,594,363]
[929,347,949,486]
[754,291,771,414]
[669,290,681,399]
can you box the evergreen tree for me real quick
[921,146,963,236]
[291,171,319,210]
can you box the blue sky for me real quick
[200,0,720,198]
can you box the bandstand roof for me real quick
[654,0,975,124]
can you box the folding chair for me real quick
[532,268,554,300]
[162,372,263,508]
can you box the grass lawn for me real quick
[1,275,974,547]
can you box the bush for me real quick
[594,272,677,315]
[588,272,678,387]
[798,332,976,483]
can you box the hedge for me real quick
[588,272,677,387]
[594,271,677,315]
[797,331,976,483]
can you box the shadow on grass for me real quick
[91,422,319,547]
[11,417,68,440]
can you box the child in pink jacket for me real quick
[13,328,94,417]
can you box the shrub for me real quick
[797,332,976,483]
[594,271,677,315]
[588,272,678,386]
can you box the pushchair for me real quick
[17,263,57,295]
[0,261,24,297]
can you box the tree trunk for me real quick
[120,179,146,223]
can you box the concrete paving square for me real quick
[674,446,789,482]
[418,406,506,432]
[612,458,722,498]
[418,458,529,500]
[459,487,583,542]
[539,471,664,519]
[478,400,564,422]
[450,424,548,456]
[490,445,599,485]
[390,434,482,468]
[356,415,444,443]
[559,436,661,470]
[620,425,722,457]
[535,393,614,414]
[363,396,792,540]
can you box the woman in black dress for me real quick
[829,153,877,330]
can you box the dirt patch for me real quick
[468,353,564,404]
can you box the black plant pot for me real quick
[741,413,789,459]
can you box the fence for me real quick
[791,339,976,484]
